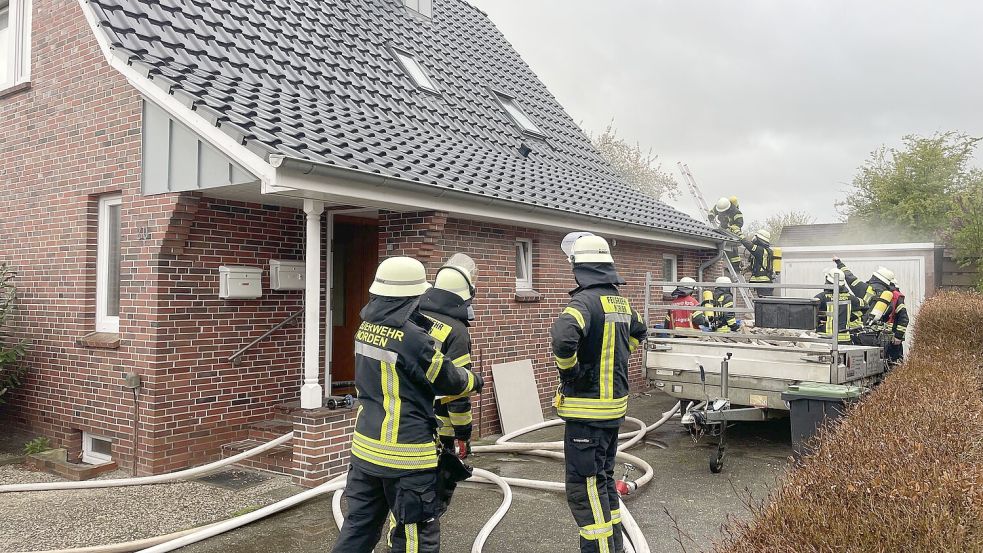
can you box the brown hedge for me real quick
[715,291,983,553]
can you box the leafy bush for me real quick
[0,263,28,406]
[715,291,983,553]
[23,436,51,455]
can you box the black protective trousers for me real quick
[564,422,623,553]
[331,464,440,553]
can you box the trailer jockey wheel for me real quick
[709,422,727,474]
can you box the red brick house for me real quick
[0,0,724,484]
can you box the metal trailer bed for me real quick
[641,274,887,472]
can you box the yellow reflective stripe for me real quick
[560,395,629,408]
[380,362,400,443]
[425,350,445,383]
[599,322,615,400]
[387,512,396,547]
[465,370,475,393]
[554,394,629,421]
[610,508,622,525]
[351,443,438,470]
[628,337,640,353]
[451,354,472,368]
[449,410,472,426]
[555,353,578,370]
[563,307,586,330]
[585,476,613,549]
[353,432,436,456]
[406,523,419,553]
[436,415,452,435]
[426,316,452,343]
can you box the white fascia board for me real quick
[265,160,720,250]
[781,243,936,254]
[76,0,275,187]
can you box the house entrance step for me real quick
[247,419,294,441]
[220,439,292,458]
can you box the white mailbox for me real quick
[219,266,263,299]
[270,260,306,291]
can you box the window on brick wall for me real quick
[515,239,533,290]
[662,253,678,293]
[0,0,32,91]
[96,195,122,333]
[82,432,113,465]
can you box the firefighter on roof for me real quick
[740,229,777,297]
[551,233,648,553]
[332,256,482,553]
[709,196,744,266]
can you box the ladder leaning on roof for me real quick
[677,162,755,310]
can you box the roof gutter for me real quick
[267,156,724,250]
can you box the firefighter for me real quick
[664,277,710,332]
[740,229,776,297]
[709,196,744,266]
[833,258,908,363]
[551,234,648,553]
[815,268,863,344]
[420,254,478,459]
[710,276,741,332]
[332,256,483,553]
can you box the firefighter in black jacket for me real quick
[332,257,482,553]
[710,276,741,332]
[551,234,648,553]
[709,196,744,266]
[420,254,478,458]
[815,268,864,344]
[740,229,776,297]
[834,258,909,363]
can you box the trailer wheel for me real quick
[709,450,724,473]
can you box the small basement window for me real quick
[496,92,543,136]
[393,48,438,93]
[404,0,432,18]
[516,239,534,291]
[82,432,113,465]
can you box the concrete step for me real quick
[248,419,294,441]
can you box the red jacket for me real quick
[668,295,701,329]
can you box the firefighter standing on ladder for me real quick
[332,256,482,553]
[551,233,648,553]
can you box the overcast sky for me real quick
[468,0,983,226]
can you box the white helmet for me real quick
[871,267,895,286]
[434,253,477,300]
[755,229,772,244]
[825,268,845,284]
[715,276,732,284]
[715,197,732,212]
[369,257,431,298]
[571,235,614,264]
[678,277,697,294]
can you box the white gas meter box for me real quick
[219,266,263,299]
[270,260,306,291]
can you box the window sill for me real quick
[79,332,121,349]
[0,81,31,100]
[514,289,542,303]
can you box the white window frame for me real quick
[662,254,678,293]
[96,195,122,333]
[515,239,534,291]
[0,0,32,92]
[392,47,438,93]
[403,0,432,18]
[81,432,113,465]
[495,92,544,136]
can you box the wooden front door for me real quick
[330,219,379,389]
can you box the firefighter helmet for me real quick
[715,197,732,212]
[715,276,732,284]
[871,267,895,286]
[754,229,772,244]
[369,257,431,298]
[678,276,697,295]
[435,253,477,300]
[571,235,614,264]
[825,268,845,284]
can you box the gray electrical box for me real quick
[219,266,263,299]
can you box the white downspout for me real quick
[301,199,325,409]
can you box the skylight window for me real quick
[496,93,543,136]
[393,48,438,93]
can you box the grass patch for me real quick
[23,437,51,455]
[231,505,261,517]
[715,291,983,553]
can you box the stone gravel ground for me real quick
[0,464,300,552]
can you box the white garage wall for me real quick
[779,245,933,349]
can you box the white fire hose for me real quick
[10,403,680,553]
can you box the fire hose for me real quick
[11,402,680,553]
